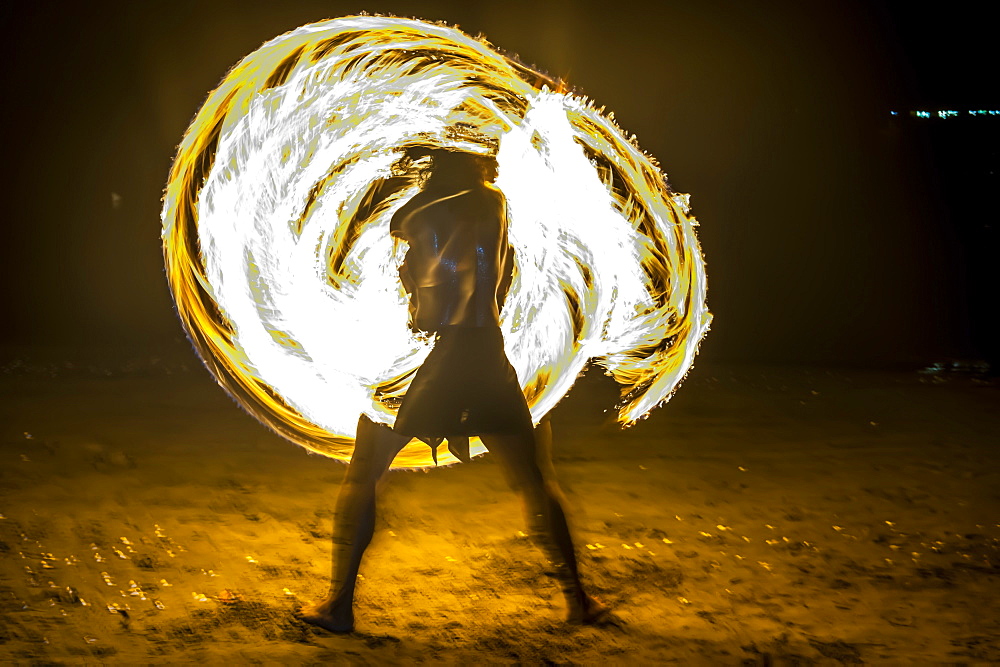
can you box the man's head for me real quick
[405,148,498,186]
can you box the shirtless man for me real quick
[299,149,604,633]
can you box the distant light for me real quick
[890,110,898,116]
[907,109,999,119]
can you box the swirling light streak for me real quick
[162,16,711,468]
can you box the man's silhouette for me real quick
[299,149,604,633]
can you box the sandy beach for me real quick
[1,0,996,663]
[1,347,997,664]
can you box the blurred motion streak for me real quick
[161,16,710,467]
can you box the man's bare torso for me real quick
[391,183,511,332]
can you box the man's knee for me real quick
[356,414,384,441]
[352,415,408,473]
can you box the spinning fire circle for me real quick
[161,16,711,467]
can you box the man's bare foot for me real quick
[567,594,609,625]
[296,599,354,634]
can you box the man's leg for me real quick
[482,420,605,623]
[299,415,410,632]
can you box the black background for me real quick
[1,0,995,367]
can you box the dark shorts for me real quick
[393,326,533,439]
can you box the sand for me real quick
[1,347,998,664]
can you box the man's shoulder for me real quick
[416,184,503,213]
[479,183,505,203]
[390,190,439,236]
[457,184,506,210]
[392,184,506,237]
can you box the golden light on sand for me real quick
[161,16,710,468]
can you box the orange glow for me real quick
[161,16,710,468]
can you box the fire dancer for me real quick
[298,149,605,633]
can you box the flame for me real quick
[161,16,710,468]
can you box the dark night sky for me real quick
[1,0,995,366]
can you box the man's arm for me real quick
[495,192,515,311]
[496,243,514,312]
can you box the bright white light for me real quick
[162,16,710,467]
